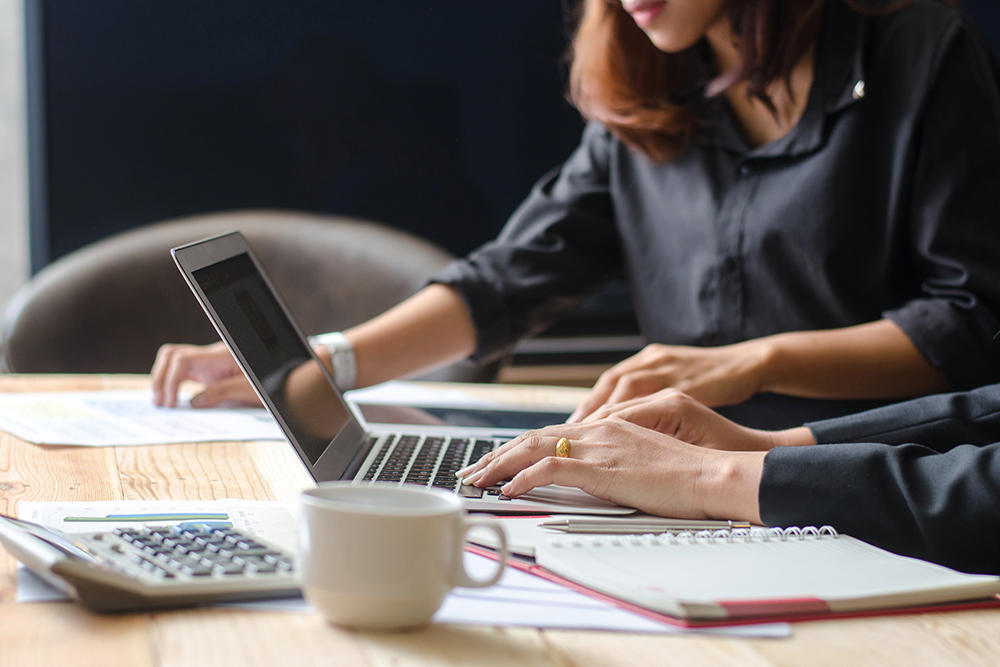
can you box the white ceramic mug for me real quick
[298,482,508,630]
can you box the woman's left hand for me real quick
[568,341,771,422]
[456,419,765,521]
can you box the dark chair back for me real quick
[1,210,498,382]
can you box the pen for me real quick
[540,519,752,534]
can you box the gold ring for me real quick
[555,437,571,458]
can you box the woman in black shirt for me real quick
[153,0,1000,430]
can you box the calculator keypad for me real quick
[107,524,294,581]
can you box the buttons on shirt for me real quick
[739,163,752,178]
[853,80,866,100]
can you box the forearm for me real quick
[753,319,948,401]
[343,284,477,388]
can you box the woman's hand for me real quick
[151,342,258,408]
[456,418,766,521]
[581,388,806,452]
[569,341,772,422]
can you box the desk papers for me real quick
[0,390,283,445]
[14,500,789,637]
[0,382,557,447]
[219,552,788,636]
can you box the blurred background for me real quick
[0,0,997,375]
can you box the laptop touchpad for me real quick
[519,485,623,510]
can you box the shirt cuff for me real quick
[428,258,514,363]
[884,299,997,390]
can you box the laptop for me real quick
[171,231,631,515]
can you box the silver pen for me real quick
[540,518,752,534]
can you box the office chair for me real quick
[0,210,499,382]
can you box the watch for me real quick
[308,331,357,392]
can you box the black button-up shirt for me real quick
[433,0,1000,426]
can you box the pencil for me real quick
[540,519,751,534]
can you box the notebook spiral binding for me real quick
[555,525,839,549]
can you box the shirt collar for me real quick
[821,0,868,116]
[701,0,868,159]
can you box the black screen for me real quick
[193,253,352,467]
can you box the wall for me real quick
[0,0,27,315]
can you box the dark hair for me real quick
[568,0,957,161]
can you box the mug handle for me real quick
[453,519,508,588]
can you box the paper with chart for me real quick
[18,499,298,550]
[0,390,283,446]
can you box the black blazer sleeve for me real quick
[762,385,1000,573]
[759,441,1000,574]
[805,383,1000,451]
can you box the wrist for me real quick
[737,337,780,395]
[697,450,765,523]
[774,426,816,448]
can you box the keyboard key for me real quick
[470,440,495,463]
[235,547,280,558]
[212,562,246,576]
[458,485,483,498]
[245,561,278,574]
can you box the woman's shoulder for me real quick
[852,0,996,97]
[864,1,986,69]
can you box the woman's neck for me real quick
[705,19,816,149]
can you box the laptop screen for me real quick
[192,252,353,467]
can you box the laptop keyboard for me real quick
[360,434,501,496]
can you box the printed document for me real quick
[0,390,283,446]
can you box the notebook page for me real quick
[535,533,1000,617]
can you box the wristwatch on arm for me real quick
[307,332,357,392]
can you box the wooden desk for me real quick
[2,374,1000,667]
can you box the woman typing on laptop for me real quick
[455,384,1000,575]
[154,1,1000,428]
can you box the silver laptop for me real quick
[171,231,630,515]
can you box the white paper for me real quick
[345,381,512,409]
[17,568,69,603]
[435,552,790,637]
[221,552,789,637]
[0,390,283,446]
[14,500,789,637]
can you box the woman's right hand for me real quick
[151,342,259,408]
[456,418,766,522]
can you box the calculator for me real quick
[0,514,300,612]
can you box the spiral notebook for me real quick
[529,527,1000,626]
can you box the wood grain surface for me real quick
[2,374,999,667]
